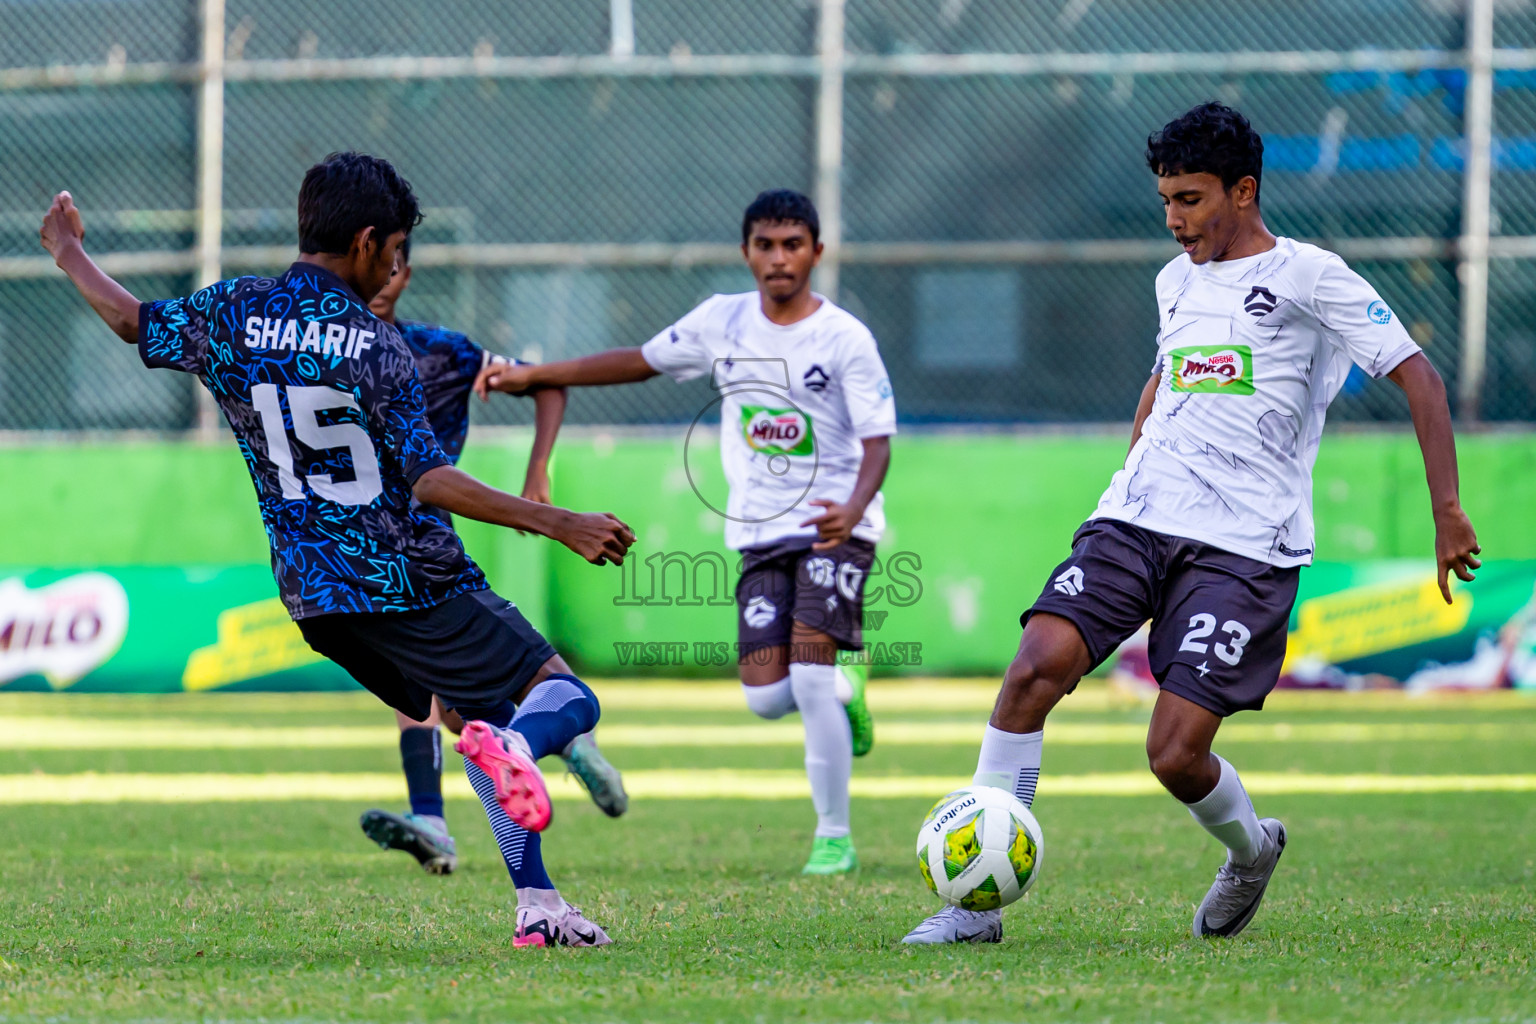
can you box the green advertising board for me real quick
[0,432,1533,690]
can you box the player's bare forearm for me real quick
[413,465,635,565]
[523,385,567,502]
[39,192,139,343]
[802,435,891,551]
[528,386,566,468]
[1387,352,1481,602]
[848,436,892,513]
[1128,371,1160,453]
[1389,353,1461,512]
[475,347,657,400]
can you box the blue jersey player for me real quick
[40,153,634,947]
[358,238,628,878]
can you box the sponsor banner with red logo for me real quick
[0,567,353,693]
[1108,560,1536,692]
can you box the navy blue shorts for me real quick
[298,588,556,721]
[1024,519,1300,717]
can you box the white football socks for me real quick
[741,676,797,720]
[789,662,852,838]
[1184,755,1265,866]
[516,886,564,911]
[974,724,1043,807]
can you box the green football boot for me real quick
[801,835,859,875]
[562,732,629,818]
[838,654,874,758]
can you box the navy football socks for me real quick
[457,674,601,894]
[464,759,554,889]
[508,674,600,760]
[398,726,444,819]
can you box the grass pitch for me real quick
[2,681,1534,1023]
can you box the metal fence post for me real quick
[815,0,845,303]
[1457,0,1495,423]
[610,0,635,59]
[193,0,226,437]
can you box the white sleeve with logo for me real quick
[839,330,898,438]
[1309,256,1421,378]
[639,295,721,383]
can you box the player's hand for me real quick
[474,360,536,401]
[520,471,552,506]
[39,191,86,262]
[800,499,862,552]
[1433,505,1481,604]
[557,511,636,566]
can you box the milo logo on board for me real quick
[741,406,815,456]
[1169,345,1255,394]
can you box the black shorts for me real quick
[297,588,556,721]
[1025,519,1300,717]
[736,538,876,657]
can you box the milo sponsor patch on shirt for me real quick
[741,406,815,455]
[1169,345,1255,394]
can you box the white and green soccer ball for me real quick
[916,785,1043,911]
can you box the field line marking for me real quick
[0,717,1530,750]
[1,682,1530,717]
[3,771,1536,804]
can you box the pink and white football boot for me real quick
[454,721,553,832]
[514,901,613,948]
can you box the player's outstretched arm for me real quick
[474,347,657,401]
[38,191,140,343]
[412,464,635,565]
[521,385,568,504]
[801,435,892,552]
[1387,352,1481,603]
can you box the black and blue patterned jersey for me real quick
[137,262,488,619]
[395,320,490,465]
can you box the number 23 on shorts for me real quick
[1179,613,1251,666]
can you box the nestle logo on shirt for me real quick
[1169,345,1256,395]
[243,317,376,359]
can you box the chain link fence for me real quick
[1,0,1532,431]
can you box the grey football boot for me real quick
[1193,818,1287,938]
[901,906,1003,945]
[359,810,458,875]
[562,732,629,818]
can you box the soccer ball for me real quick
[915,785,1043,911]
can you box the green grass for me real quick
[2,684,1534,1023]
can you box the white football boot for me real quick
[1192,818,1287,938]
[901,906,1003,945]
[514,900,613,948]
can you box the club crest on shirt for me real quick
[1168,345,1256,395]
[1243,286,1277,316]
[740,406,815,456]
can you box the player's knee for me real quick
[1146,735,1203,786]
[545,672,601,732]
[1002,652,1072,702]
[742,679,795,719]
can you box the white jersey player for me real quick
[476,190,897,876]
[905,102,1481,945]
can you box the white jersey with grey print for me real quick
[640,291,897,551]
[1094,236,1422,568]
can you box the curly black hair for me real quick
[1146,102,1264,199]
[298,152,423,255]
[741,189,820,245]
